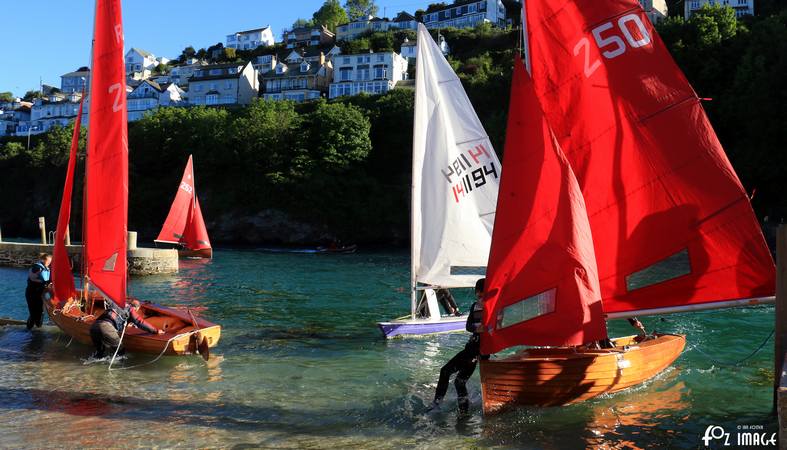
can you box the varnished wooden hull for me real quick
[44,292,221,356]
[178,247,213,259]
[479,334,686,414]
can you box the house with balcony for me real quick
[421,0,507,29]
[253,54,279,74]
[639,0,668,23]
[125,48,158,78]
[29,92,85,135]
[684,0,753,18]
[169,58,207,87]
[335,12,419,41]
[60,68,90,93]
[126,80,185,121]
[284,25,335,49]
[189,61,259,106]
[226,26,275,50]
[261,52,333,103]
[0,102,31,137]
[329,51,408,99]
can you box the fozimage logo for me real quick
[701,424,776,447]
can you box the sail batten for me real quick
[84,0,128,307]
[411,24,501,294]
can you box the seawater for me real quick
[0,250,777,449]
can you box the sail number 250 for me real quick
[573,13,652,78]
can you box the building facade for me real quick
[684,0,753,18]
[169,59,207,87]
[284,25,335,49]
[125,48,158,76]
[127,80,185,121]
[226,26,275,50]
[261,52,333,102]
[60,68,90,93]
[189,62,259,106]
[336,12,419,41]
[421,0,507,29]
[29,93,84,134]
[0,103,31,137]
[639,0,668,23]
[329,51,408,99]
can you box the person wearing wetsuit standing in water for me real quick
[89,299,164,359]
[25,253,51,330]
[429,278,487,414]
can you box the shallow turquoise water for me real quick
[0,249,777,448]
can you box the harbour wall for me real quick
[0,241,178,275]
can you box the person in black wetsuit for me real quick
[89,299,164,359]
[25,253,51,330]
[430,278,487,414]
[436,288,461,316]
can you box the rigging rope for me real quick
[689,328,774,368]
[107,326,208,371]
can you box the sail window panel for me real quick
[498,288,557,330]
[450,266,486,276]
[625,248,692,292]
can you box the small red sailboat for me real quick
[478,0,775,414]
[45,0,220,358]
[155,155,213,259]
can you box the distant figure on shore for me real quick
[429,278,487,414]
[90,299,164,359]
[25,253,51,330]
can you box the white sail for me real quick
[411,23,501,295]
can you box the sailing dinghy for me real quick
[478,0,775,414]
[377,24,501,338]
[45,0,220,358]
[155,155,213,259]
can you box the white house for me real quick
[329,51,408,99]
[226,26,275,50]
[640,0,668,23]
[684,0,753,18]
[0,103,31,137]
[126,80,185,122]
[421,0,507,29]
[189,61,259,106]
[261,51,333,102]
[169,58,207,87]
[400,38,417,60]
[60,68,90,93]
[284,25,335,49]
[125,48,158,76]
[29,92,84,134]
[253,54,278,74]
[336,12,419,41]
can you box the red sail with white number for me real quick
[481,58,607,354]
[51,96,84,305]
[155,155,212,253]
[524,0,774,314]
[84,0,128,307]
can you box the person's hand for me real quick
[157,329,165,335]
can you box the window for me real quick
[342,57,350,64]
[340,68,353,81]
[194,85,202,92]
[357,66,370,81]
[373,65,387,79]
[498,288,557,329]
[626,249,692,292]
[376,54,385,62]
[206,94,219,105]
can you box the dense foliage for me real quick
[0,6,784,244]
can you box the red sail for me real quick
[156,155,195,245]
[85,0,128,307]
[51,96,84,305]
[480,58,607,354]
[525,0,775,314]
[183,198,211,251]
[156,155,211,251]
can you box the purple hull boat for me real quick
[377,315,468,339]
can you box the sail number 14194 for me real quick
[573,13,652,78]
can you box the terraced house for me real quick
[261,50,333,102]
[421,0,507,29]
[189,62,259,106]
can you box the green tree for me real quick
[292,18,315,29]
[313,0,348,32]
[22,90,43,101]
[344,0,378,21]
[0,92,14,102]
[178,46,197,63]
[305,101,371,172]
[0,141,24,160]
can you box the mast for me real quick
[82,0,98,301]
[409,32,422,320]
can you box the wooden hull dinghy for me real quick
[45,292,220,356]
[479,334,685,414]
[47,0,222,360]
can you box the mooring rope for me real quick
[107,327,211,371]
[690,328,774,368]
